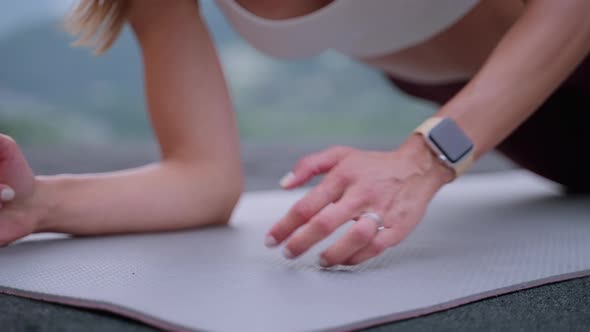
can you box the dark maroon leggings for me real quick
[387,56,590,193]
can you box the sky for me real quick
[0,1,291,98]
[0,1,76,37]
[0,1,227,38]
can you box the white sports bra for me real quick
[215,0,480,59]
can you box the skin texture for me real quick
[0,135,36,244]
[0,0,589,267]
[266,0,590,266]
[0,0,242,242]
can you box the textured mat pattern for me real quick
[0,171,588,332]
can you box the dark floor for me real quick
[2,275,590,332]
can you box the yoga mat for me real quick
[0,171,588,332]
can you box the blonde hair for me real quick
[66,0,131,55]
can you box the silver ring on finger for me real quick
[359,212,385,231]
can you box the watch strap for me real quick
[414,117,474,177]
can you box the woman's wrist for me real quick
[398,134,455,185]
[30,176,60,233]
[28,160,244,236]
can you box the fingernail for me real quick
[319,258,330,268]
[279,172,296,188]
[283,247,295,259]
[0,188,15,202]
[264,235,278,248]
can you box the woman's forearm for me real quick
[437,0,590,158]
[27,1,245,236]
[34,161,242,235]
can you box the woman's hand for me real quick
[265,135,453,267]
[0,134,40,245]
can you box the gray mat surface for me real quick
[3,276,590,332]
[0,171,588,332]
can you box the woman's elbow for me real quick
[211,174,244,225]
[187,163,244,227]
[161,158,244,228]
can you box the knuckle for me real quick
[392,208,410,222]
[353,199,369,212]
[320,180,344,200]
[329,145,353,155]
[312,218,334,237]
[323,179,342,196]
[369,242,387,256]
[398,209,410,221]
[295,157,311,171]
[348,194,369,210]
[390,177,403,187]
[331,172,351,186]
[330,173,346,186]
[349,226,373,245]
[297,158,320,176]
[361,187,380,203]
[292,202,314,220]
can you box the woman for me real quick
[0,0,588,268]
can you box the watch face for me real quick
[428,118,473,163]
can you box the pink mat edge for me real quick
[1,269,590,332]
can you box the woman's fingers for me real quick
[280,146,354,189]
[267,143,445,267]
[0,133,35,201]
[266,174,348,247]
[319,215,379,267]
[0,135,38,246]
[0,184,20,243]
[0,184,15,203]
[345,226,408,266]
[345,196,429,265]
[0,134,18,162]
[0,183,16,209]
[282,194,366,259]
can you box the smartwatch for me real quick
[414,117,474,177]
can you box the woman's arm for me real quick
[265,0,590,267]
[436,0,590,157]
[31,0,242,235]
